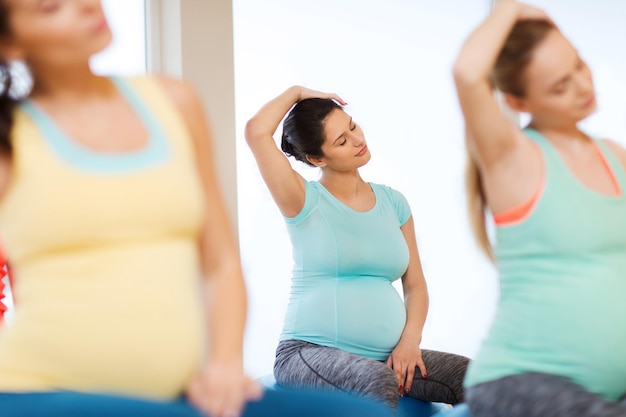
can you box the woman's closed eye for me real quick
[552,80,569,95]
[38,0,62,13]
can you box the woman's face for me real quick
[2,0,112,68]
[310,108,371,171]
[513,29,597,125]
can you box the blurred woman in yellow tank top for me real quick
[0,2,394,417]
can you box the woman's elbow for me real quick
[244,118,263,144]
[452,59,486,90]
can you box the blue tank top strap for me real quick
[522,127,569,183]
[523,127,554,153]
[522,127,626,187]
[18,76,170,174]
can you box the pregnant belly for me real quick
[289,277,406,360]
[473,271,626,400]
[0,270,205,399]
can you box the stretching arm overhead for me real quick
[453,1,549,171]
[245,86,345,217]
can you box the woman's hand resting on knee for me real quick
[186,361,263,417]
[386,336,428,397]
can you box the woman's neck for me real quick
[319,169,366,198]
[528,119,587,142]
[529,119,592,152]
[28,61,112,102]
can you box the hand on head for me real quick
[496,0,552,23]
[295,86,347,106]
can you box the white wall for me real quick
[90,0,146,76]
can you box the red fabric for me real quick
[0,275,6,324]
[0,253,7,325]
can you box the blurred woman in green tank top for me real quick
[454,1,626,416]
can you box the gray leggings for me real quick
[467,372,626,417]
[274,339,469,409]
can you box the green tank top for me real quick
[465,129,626,400]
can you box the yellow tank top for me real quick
[0,77,205,399]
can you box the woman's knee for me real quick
[409,350,469,404]
[421,350,469,382]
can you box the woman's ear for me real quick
[503,93,529,114]
[0,37,25,62]
[305,155,327,168]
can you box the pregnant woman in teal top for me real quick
[245,86,468,409]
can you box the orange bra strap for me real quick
[493,178,544,225]
[494,142,545,226]
[593,141,621,196]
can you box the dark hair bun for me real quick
[281,98,341,167]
